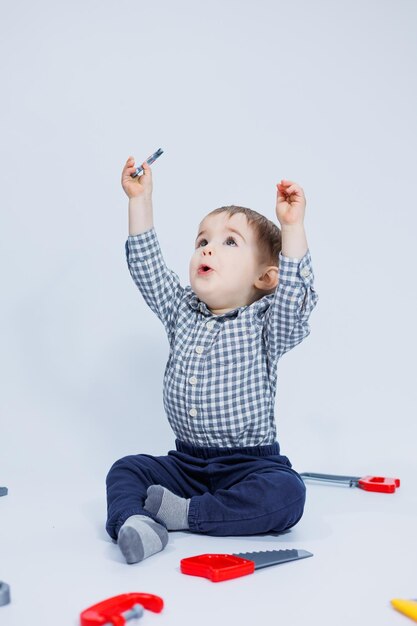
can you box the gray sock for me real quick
[144,485,190,530]
[117,515,168,564]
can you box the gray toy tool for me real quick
[0,487,8,497]
[0,582,11,606]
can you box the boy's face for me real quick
[189,212,273,315]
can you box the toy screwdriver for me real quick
[181,549,313,582]
[130,148,163,178]
[300,472,400,493]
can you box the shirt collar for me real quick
[187,290,271,319]
[187,293,241,318]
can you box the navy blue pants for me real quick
[106,439,306,540]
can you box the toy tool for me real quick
[0,581,11,606]
[391,599,417,622]
[131,148,164,178]
[0,487,7,497]
[80,593,163,626]
[180,549,313,582]
[300,472,400,493]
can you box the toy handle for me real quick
[358,476,400,493]
[180,553,255,582]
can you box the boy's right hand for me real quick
[121,156,153,199]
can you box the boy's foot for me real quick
[144,485,190,530]
[117,515,168,564]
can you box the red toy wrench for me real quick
[80,593,163,626]
[300,472,400,493]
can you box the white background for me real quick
[1,1,416,625]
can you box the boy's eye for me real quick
[197,236,237,247]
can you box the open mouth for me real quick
[198,264,214,275]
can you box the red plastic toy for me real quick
[180,549,313,582]
[357,475,400,493]
[181,553,255,582]
[300,472,400,493]
[80,593,163,626]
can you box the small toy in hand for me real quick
[130,148,163,178]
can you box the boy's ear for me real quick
[254,265,279,291]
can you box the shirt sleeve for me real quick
[262,249,318,366]
[125,227,184,346]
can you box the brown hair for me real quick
[206,205,282,268]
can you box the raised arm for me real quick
[262,180,318,364]
[121,155,154,235]
[276,179,308,259]
[121,156,184,345]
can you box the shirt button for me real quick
[300,267,311,278]
[195,346,204,354]
[189,408,198,417]
[206,321,214,330]
[189,376,197,385]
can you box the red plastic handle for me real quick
[180,553,255,582]
[80,593,164,626]
[358,476,400,493]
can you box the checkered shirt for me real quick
[126,227,318,447]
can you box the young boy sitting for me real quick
[105,156,318,564]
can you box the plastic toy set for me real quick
[0,423,407,623]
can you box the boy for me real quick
[106,156,318,564]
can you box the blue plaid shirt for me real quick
[126,227,318,447]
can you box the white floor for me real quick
[1,462,415,626]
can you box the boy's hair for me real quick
[206,205,282,269]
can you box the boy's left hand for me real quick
[275,180,306,226]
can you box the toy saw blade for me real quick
[233,548,313,569]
